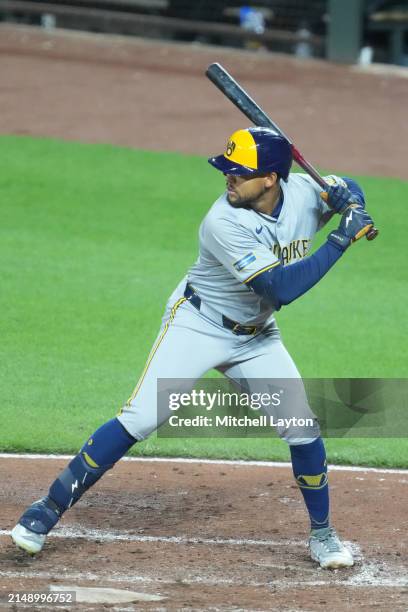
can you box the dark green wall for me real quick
[327,0,364,63]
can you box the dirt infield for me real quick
[1,24,408,611]
[0,24,408,179]
[1,457,408,610]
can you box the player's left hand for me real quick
[323,184,355,214]
[327,205,375,251]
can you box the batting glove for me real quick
[327,205,374,251]
[325,183,355,214]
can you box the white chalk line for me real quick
[2,527,407,588]
[0,453,407,475]
[0,563,407,589]
[0,568,270,588]
[0,527,303,548]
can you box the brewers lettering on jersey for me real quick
[11,127,375,570]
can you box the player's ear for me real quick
[264,172,278,188]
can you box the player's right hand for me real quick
[324,183,354,214]
[327,205,374,251]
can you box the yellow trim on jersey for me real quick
[243,261,280,284]
[123,296,187,409]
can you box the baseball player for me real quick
[11,127,375,569]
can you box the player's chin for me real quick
[227,192,245,208]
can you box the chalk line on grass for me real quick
[0,453,407,475]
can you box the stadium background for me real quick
[0,1,407,609]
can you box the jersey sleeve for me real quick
[202,214,280,284]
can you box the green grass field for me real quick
[1,135,407,467]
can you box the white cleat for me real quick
[11,523,46,555]
[309,527,354,569]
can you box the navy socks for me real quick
[290,437,329,530]
[48,418,136,515]
[27,421,329,535]
[80,417,136,467]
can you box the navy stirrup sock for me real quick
[290,437,329,530]
[80,417,136,466]
[48,418,136,516]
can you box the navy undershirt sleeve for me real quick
[342,177,365,207]
[248,241,344,310]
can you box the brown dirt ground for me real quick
[0,24,407,611]
[1,458,408,611]
[0,24,408,179]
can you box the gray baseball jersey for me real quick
[117,173,343,444]
[186,173,335,325]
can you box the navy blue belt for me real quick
[184,283,259,336]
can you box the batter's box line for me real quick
[0,527,359,561]
[2,529,407,588]
[0,527,304,548]
[0,565,407,589]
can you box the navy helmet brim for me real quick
[208,154,258,175]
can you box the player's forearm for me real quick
[248,241,344,310]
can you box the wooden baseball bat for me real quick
[206,62,378,241]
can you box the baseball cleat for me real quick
[309,527,354,569]
[11,523,46,555]
[11,496,61,554]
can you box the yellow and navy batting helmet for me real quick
[208,127,293,181]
